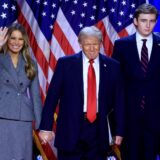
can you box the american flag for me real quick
[3,0,160,160]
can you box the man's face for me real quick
[134,13,157,37]
[79,35,101,60]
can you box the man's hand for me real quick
[39,130,55,144]
[114,136,123,146]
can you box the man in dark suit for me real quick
[39,26,125,160]
[112,3,160,160]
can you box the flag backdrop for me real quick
[0,0,160,160]
[149,0,160,32]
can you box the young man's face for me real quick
[134,13,157,37]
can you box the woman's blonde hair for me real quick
[3,23,36,80]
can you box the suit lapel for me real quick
[130,34,142,71]
[128,34,145,76]
[99,54,108,91]
[0,53,21,89]
[74,52,84,100]
[98,54,109,105]
[147,35,160,76]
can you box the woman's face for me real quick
[7,30,24,55]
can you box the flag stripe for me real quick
[17,3,49,79]
[53,21,75,55]
[56,9,80,53]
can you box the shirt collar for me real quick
[136,31,153,42]
[82,51,99,64]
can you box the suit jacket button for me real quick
[20,82,23,86]
[6,80,9,83]
[6,91,9,94]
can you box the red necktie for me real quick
[87,59,97,123]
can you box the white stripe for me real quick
[48,67,54,84]
[17,0,50,62]
[56,8,81,53]
[125,23,136,35]
[50,35,65,60]
[38,65,47,97]
[30,47,47,96]
[102,16,120,44]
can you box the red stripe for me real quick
[118,28,129,38]
[53,21,75,55]
[40,87,46,104]
[17,8,49,79]
[49,50,57,71]
[96,21,114,57]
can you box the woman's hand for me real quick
[0,27,8,49]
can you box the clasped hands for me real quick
[39,130,55,145]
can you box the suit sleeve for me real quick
[39,58,64,131]
[114,64,125,136]
[112,40,122,62]
[112,40,125,136]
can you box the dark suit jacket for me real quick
[112,33,160,132]
[40,52,124,151]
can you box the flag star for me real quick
[52,3,56,8]
[73,0,78,4]
[2,3,8,9]
[65,0,69,2]
[36,0,40,3]
[71,10,76,15]
[122,1,126,6]
[79,23,83,28]
[119,11,124,16]
[101,7,106,13]
[90,15,95,20]
[1,12,7,19]
[129,14,133,19]
[83,2,87,7]
[43,1,48,6]
[51,14,55,19]
[81,12,85,17]
[113,0,117,2]
[11,5,16,11]
[93,5,97,10]
[131,3,135,8]
[50,25,53,29]
[117,21,122,26]
[42,12,46,16]
[110,8,115,13]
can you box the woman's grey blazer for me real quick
[0,53,42,129]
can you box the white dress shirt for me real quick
[82,53,100,112]
[136,31,153,61]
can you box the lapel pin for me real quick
[104,64,107,67]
